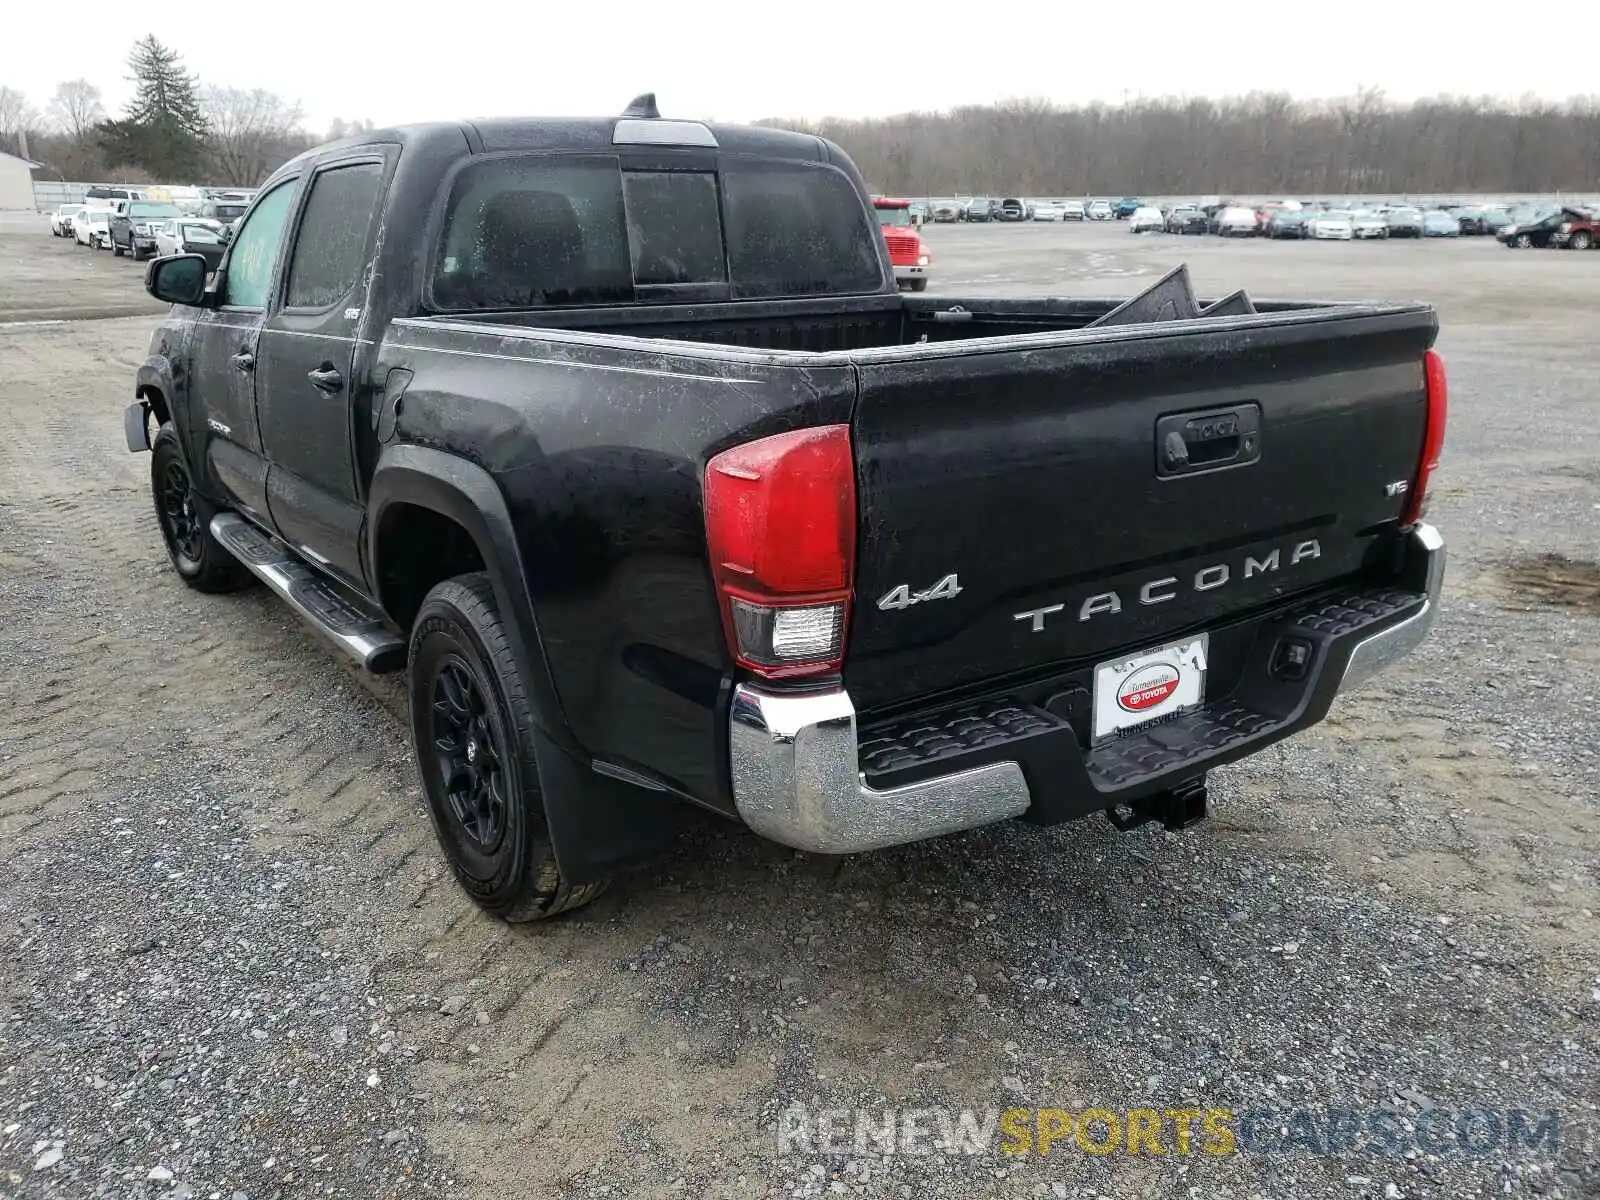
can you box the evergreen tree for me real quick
[122,35,207,178]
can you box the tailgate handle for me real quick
[1155,403,1261,478]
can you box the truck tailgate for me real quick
[845,306,1437,712]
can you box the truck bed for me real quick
[411,287,1388,355]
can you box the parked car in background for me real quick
[1421,211,1460,238]
[1032,201,1063,221]
[963,197,996,223]
[1128,205,1165,233]
[1114,197,1144,218]
[1385,207,1424,238]
[49,204,78,237]
[153,218,228,268]
[1214,206,1259,237]
[85,185,144,203]
[1307,211,1355,240]
[1478,209,1513,236]
[199,199,251,230]
[111,201,187,260]
[997,198,1030,222]
[1086,199,1113,221]
[1498,210,1564,248]
[1550,208,1598,249]
[1350,211,1388,240]
[929,200,962,223]
[1264,210,1309,239]
[873,197,931,291]
[75,208,112,248]
[1454,207,1509,236]
[1165,205,1208,235]
[1061,199,1086,221]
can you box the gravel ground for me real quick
[0,220,1596,1200]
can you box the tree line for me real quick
[772,90,1600,197]
[5,54,1598,195]
[0,36,371,187]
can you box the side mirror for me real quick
[145,254,209,306]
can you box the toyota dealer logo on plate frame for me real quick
[1115,663,1183,713]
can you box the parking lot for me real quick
[1,216,1596,1200]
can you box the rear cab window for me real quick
[429,153,883,310]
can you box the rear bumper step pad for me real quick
[859,584,1425,799]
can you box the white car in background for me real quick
[1032,202,1064,221]
[1307,211,1356,240]
[74,207,113,248]
[1351,211,1389,239]
[153,217,223,258]
[49,204,79,237]
[1061,199,1086,221]
[1127,206,1165,233]
[1215,206,1260,237]
[1087,199,1113,220]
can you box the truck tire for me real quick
[907,277,928,292]
[408,573,609,922]
[1570,231,1593,250]
[113,239,125,257]
[150,425,253,593]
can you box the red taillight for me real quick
[1402,349,1448,526]
[704,425,856,679]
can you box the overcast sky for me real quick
[3,2,1594,133]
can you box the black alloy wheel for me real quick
[408,573,609,920]
[428,656,508,854]
[149,424,251,592]
[158,457,203,568]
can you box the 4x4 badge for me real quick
[877,573,962,612]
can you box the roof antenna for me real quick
[622,93,660,119]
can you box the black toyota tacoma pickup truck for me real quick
[125,96,1448,920]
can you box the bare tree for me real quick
[0,86,39,140]
[45,79,106,141]
[200,85,306,185]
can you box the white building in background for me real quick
[0,150,41,210]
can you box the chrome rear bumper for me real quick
[728,523,1444,855]
[728,687,1029,854]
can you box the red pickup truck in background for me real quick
[873,197,931,291]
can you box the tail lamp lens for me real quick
[704,425,856,678]
[1403,349,1448,526]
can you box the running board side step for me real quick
[210,513,406,674]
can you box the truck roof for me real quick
[271,103,834,180]
[872,197,912,209]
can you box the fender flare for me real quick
[133,358,180,453]
[368,444,677,884]
[367,444,577,756]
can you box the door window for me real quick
[222,181,297,309]
[284,162,386,310]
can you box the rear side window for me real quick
[720,161,882,299]
[433,158,633,309]
[429,153,883,310]
[284,162,385,309]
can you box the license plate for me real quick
[1092,635,1209,740]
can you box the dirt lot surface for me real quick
[1,220,1597,1200]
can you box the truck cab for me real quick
[872,197,931,292]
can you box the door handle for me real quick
[230,351,254,371]
[307,365,344,393]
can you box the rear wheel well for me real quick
[374,503,488,632]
